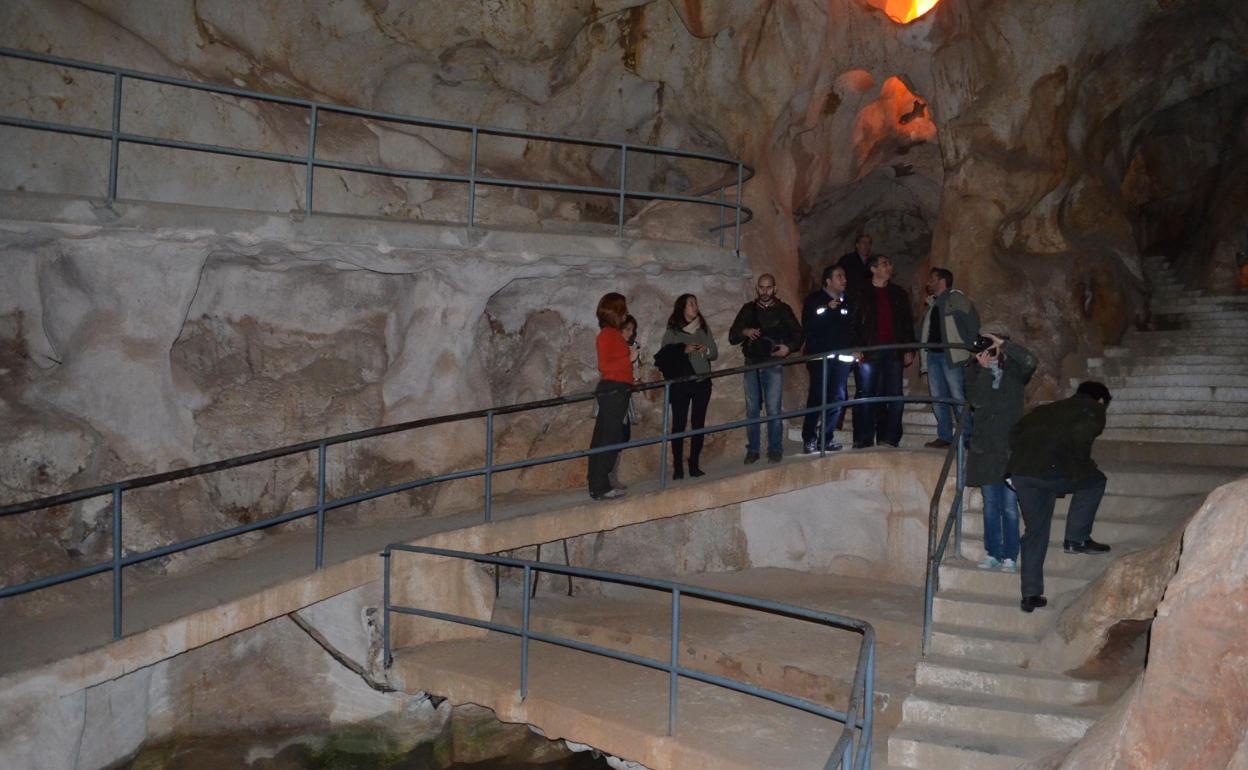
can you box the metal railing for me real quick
[382,544,876,770]
[0,341,967,646]
[922,408,968,653]
[0,47,754,249]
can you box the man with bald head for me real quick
[729,273,803,464]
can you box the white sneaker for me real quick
[1000,558,1017,573]
[978,556,1001,570]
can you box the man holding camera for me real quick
[918,267,980,448]
[729,274,803,464]
[801,265,860,453]
[1007,381,1114,613]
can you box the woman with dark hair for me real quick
[588,292,633,500]
[660,294,718,479]
[607,314,641,490]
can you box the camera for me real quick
[970,335,997,354]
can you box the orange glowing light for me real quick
[870,0,942,24]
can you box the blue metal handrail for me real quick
[0,46,755,248]
[921,407,969,653]
[0,341,967,647]
[382,544,876,770]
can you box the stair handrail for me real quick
[921,407,969,654]
[382,544,877,770]
[1,341,969,649]
[0,46,754,249]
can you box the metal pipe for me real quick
[717,185,725,247]
[315,442,327,569]
[659,381,671,491]
[304,104,318,214]
[108,73,122,202]
[382,550,392,667]
[468,127,478,227]
[616,145,628,238]
[111,486,122,640]
[483,410,493,523]
[668,588,680,736]
[521,564,531,701]
[734,161,744,254]
[819,354,829,457]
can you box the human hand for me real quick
[775,344,791,357]
[975,349,996,368]
[903,351,916,367]
[685,343,697,353]
[745,328,761,340]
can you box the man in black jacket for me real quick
[1007,381,1112,613]
[729,274,803,464]
[801,265,861,452]
[853,255,916,448]
[835,233,873,295]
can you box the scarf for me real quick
[682,318,701,335]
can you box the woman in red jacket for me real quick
[588,292,634,500]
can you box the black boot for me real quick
[673,456,685,480]
[688,456,705,478]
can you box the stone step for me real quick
[902,686,1100,743]
[915,655,1101,706]
[1100,427,1248,444]
[1089,363,1248,377]
[1100,463,1238,496]
[1094,352,1248,366]
[1107,413,1248,431]
[1101,399,1248,417]
[1105,385,1248,402]
[1124,328,1247,340]
[933,591,1051,636]
[960,535,1123,575]
[888,725,1070,770]
[1152,294,1248,306]
[937,559,1089,597]
[960,510,1168,546]
[1108,344,1248,358]
[1098,373,1248,389]
[927,622,1037,666]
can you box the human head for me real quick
[821,265,847,294]
[621,314,638,343]
[667,294,707,331]
[755,274,777,303]
[928,267,954,296]
[1076,380,1112,406]
[596,292,627,329]
[855,233,872,258]
[867,255,893,283]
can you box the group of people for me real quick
[587,235,1114,613]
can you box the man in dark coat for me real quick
[801,265,862,453]
[1007,381,1113,613]
[835,233,873,295]
[964,324,1037,572]
[852,255,916,448]
[728,273,803,464]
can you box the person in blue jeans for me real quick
[728,274,802,463]
[918,267,979,448]
[964,324,1037,572]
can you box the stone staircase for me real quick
[883,462,1237,769]
[1088,254,1248,447]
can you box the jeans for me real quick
[981,482,1020,561]
[927,353,970,442]
[587,380,631,497]
[743,365,784,453]
[1012,473,1107,597]
[852,354,904,447]
[803,359,852,445]
[670,379,712,469]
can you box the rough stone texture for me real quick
[1025,479,1248,770]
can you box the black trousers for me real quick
[852,353,905,446]
[1012,473,1107,597]
[587,380,631,496]
[803,359,852,443]
[669,379,712,469]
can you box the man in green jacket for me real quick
[1007,381,1113,613]
[918,267,979,448]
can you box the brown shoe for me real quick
[925,438,952,449]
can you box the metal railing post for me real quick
[468,128,479,227]
[617,144,628,238]
[733,161,744,254]
[111,485,123,639]
[668,588,681,736]
[315,442,327,569]
[304,104,318,214]
[521,564,531,700]
[819,355,829,457]
[659,381,671,490]
[484,410,494,523]
[954,425,965,557]
[382,550,392,667]
[107,73,122,202]
[717,185,725,248]
[862,643,876,770]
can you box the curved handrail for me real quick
[382,544,875,769]
[0,46,754,244]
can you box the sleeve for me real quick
[952,295,980,345]
[897,288,917,344]
[1004,341,1038,386]
[728,304,750,346]
[964,362,986,407]
[703,330,719,362]
[801,294,817,334]
[782,303,804,350]
[660,328,678,348]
